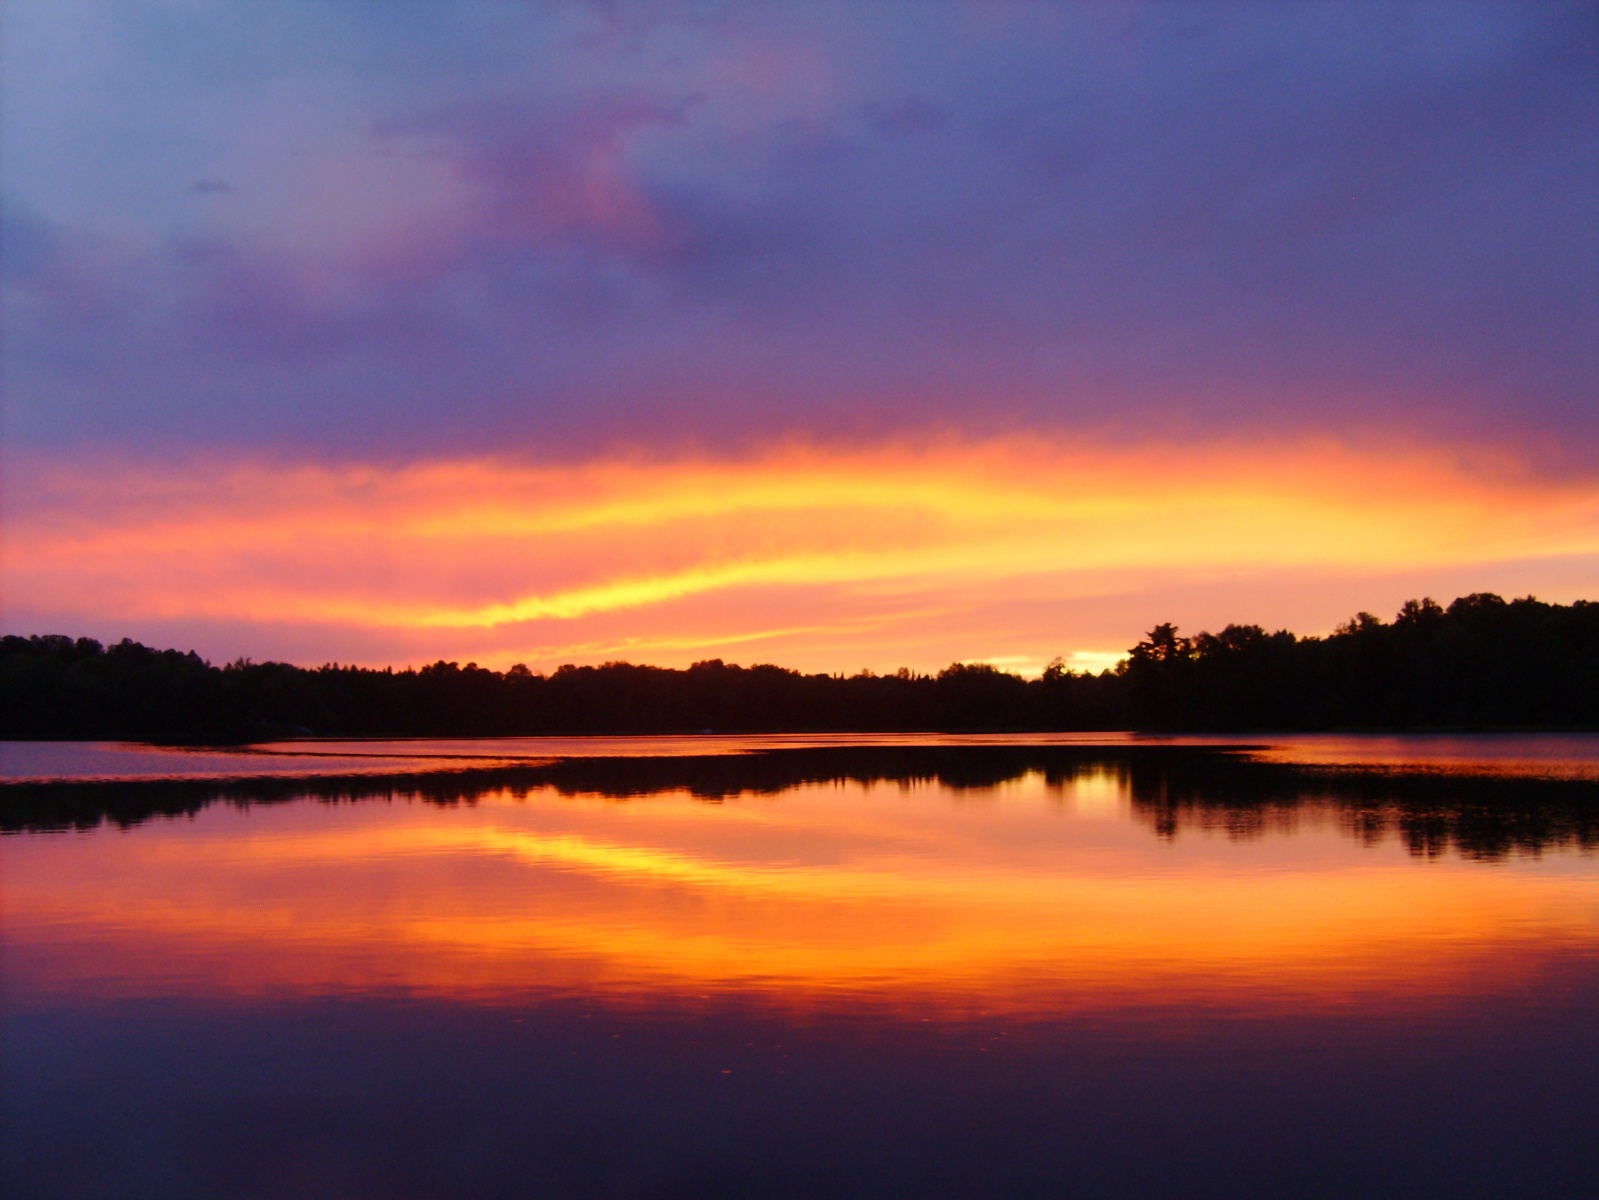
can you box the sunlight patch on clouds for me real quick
[5,438,1598,672]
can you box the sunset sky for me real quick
[4,1,1596,673]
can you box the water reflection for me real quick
[4,747,1596,1008]
[3,743,1597,1198]
[7,743,1597,860]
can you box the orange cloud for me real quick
[5,437,1597,671]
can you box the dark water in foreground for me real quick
[3,737,1597,1198]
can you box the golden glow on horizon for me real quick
[6,437,1598,671]
[4,777,1596,1013]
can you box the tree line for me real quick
[2,593,1595,742]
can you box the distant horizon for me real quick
[11,588,1587,680]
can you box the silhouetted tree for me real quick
[3,593,1595,741]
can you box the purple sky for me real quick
[5,1,1596,466]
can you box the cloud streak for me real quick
[7,437,1597,671]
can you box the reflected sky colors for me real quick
[5,745,1598,1197]
[3,2,1596,668]
[6,769,1596,1013]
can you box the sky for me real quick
[3,1,1597,674]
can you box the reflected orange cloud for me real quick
[5,437,1598,671]
[3,778,1595,1015]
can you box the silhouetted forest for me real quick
[2,593,1595,742]
[4,744,1595,862]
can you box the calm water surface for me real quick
[3,737,1597,1198]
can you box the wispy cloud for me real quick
[2,2,1593,458]
[2,1,1595,663]
[7,437,1596,670]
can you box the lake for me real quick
[3,735,1597,1198]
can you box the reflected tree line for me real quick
[2,744,1594,861]
[2,593,1596,742]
